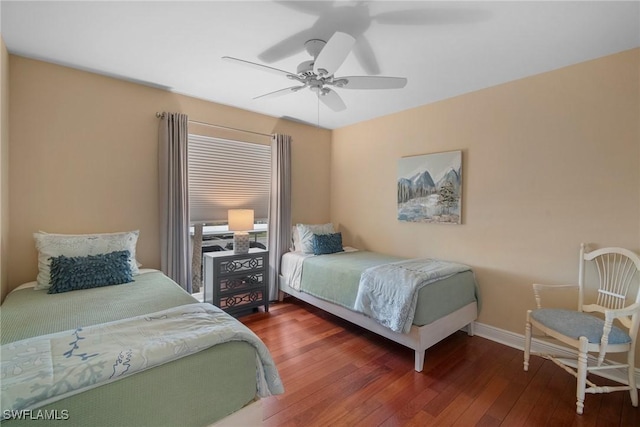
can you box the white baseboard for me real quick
[473,322,640,386]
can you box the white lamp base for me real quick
[233,231,250,254]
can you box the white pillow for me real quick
[291,225,299,252]
[295,223,335,254]
[33,230,140,290]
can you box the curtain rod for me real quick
[155,112,273,138]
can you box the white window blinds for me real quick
[188,134,271,223]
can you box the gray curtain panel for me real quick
[268,134,292,301]
[191,223,203,293]
[158,112,192,293]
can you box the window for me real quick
[188,134,271,296]
[188,134,271,226]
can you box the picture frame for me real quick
[397,150,462,224]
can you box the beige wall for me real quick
[1,37,9,302]
[7,55,331,294]
[332,48,640,363]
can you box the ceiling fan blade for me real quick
[372,8,491,25]
[318,88,346,112]
[352,36,380,75]
[257,28,315,63]
[313,32,356,77]
[337,76,407,90]
[253,86,305,100]
[273,0,334,16]
[222,56,295,78]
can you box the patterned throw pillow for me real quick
[312,232,344,255]
[47,250,133,294]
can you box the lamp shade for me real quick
[228,209,254,231]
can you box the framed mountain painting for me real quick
[397,150,462,224]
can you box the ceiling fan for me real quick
[222,32,407,112]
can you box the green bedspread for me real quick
[300,251,477,327]
[1,271,196,344]
[300,251,404,309]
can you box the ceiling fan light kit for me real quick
[223,31,407,113]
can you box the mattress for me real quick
[0,271,259,426]
[281,250,477,327]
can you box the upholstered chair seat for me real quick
[530,309,631,344]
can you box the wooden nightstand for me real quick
[203,248,269,316]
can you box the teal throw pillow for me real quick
[48,250,133,294]
[312,232,344,255]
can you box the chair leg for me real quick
[628,348,638,407]
[576,338,589,415]
[524,310,532,372]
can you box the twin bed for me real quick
[1,231,283,426]
[278,224,479,372]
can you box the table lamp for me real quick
[228,209,254,254]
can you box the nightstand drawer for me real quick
[218,288,266,313]
[219,271,265,294]
[218,255,266,276]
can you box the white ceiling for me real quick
[2,1,639,129]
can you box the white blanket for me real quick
[354,259,470,333]
[1,303,283,414]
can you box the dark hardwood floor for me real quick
[240,299,639,427]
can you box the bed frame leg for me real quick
[278,291,285,302]
[466,321,475,336]
[415,350,425,372]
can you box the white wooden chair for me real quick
[524,244,640,415]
